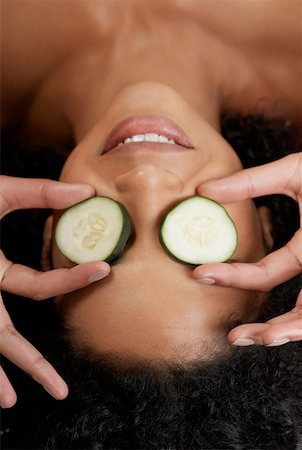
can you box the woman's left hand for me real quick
[227,294,302,347]
[193,153,302,347]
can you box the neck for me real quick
[70,76,221,144]
[3,0,302,147]
[23,5,224,145]
[61,29,223,142]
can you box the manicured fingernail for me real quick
[196,277,215,285]
[232,338,255,346]
[266,338,290,347]
[88,270,109,283]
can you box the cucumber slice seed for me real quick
[55,196,132,264]
[159,196,238,265]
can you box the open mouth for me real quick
[117,132,177,146]
[102,115,195,154]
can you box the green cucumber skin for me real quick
[158,195,238,266]
[56,196,132,264]
[104,200,132,263]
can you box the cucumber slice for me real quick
[55,196,132,264]
[159,196,237,265]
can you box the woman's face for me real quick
[52,81,269,362]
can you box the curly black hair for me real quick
[1,114,302,449]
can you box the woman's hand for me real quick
[0,176,111,408]
[193,153,302,347]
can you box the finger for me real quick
[0,329,68,400]
[1,261,111,300]
[0,176,95,217]
[266,309,300,325]
[228,317,302,346]
[0,365,17,408]
[0,297,68,401]
[297,289,302,306]
[197,153,300,202]
[193,228,302,291]
[266,303,302,325]
[261,318,302,344]
[228,323,269,346]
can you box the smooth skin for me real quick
[195,153,302,346]
[0,177,110,408]
[50,86,271,365]
[1,0,301,407]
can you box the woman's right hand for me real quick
[0,176,111,408]
[194,153,302,347]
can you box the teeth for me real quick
[144,133,159,142]
[159,135,169,143]
[131,134,145,142]
[120,133,176,145]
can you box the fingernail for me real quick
[232,338,255,346]
[266,338,290,347]
[196,277,215,285]
[88,270,109,283]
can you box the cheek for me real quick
[227,200,265,262]
[52,243,75,268]
[51,210,75,269]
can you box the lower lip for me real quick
[103,141,196,155]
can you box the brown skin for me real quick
[51,81,270,361]
[1,0,300,362]
[2,0,301,136]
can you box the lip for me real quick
[103,115,194,154]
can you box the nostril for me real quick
[115,165,184,192]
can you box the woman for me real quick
[1,0,301,448]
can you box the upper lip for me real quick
[103,115,194,153]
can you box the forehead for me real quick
[56,255,259,361]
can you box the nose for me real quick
[114,164,184,227]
